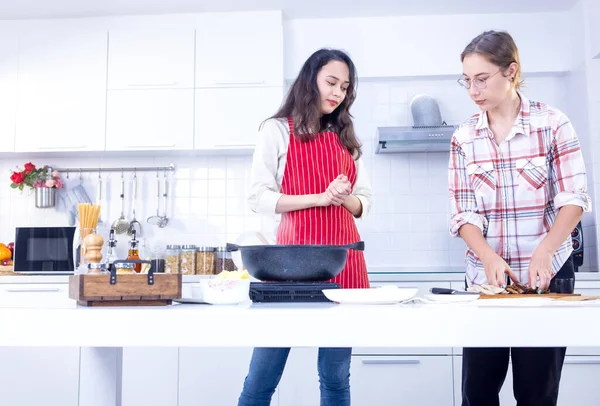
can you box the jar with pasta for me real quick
[195,247,216,275]
[165,245,181,274]
[179,245,197,275]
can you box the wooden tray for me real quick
[69,272,182,307]
[479,293,580,299]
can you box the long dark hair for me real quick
[270,48,362,159]
[461,30,523,90]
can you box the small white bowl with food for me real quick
[193,269,251,305]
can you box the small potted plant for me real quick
[9,162,64,208]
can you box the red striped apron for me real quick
[276,117,369,289]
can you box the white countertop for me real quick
[1,271,599,284]
[2,300,600,348]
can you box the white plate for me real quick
[424,294,480,303]
[323,286,418,305]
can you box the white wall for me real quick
[0,75,574,270]
[0,8,597,271]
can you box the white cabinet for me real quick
[0,283,76,308]
[277,348,319,406]
[0,347,80,406]
[278,348,454,406]
[453,355,600,406]
[121,348,179,406]
[178,347,278,406]
[105,89,194,151]
[195,86,283,149]
[15,21,108,152]
[107,24,195,89]
[195,11,283,88]
[0,32,17,152]
[350,355,454,406]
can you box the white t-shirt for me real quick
[247,117,372,220]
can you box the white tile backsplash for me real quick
[1,74,598,270]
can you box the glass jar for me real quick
[87,262,107,275]
[180,245,197,275]
[215,247,237,274]
[165,245,181,274]
[115,262,135,274]
[195,247,216,275]
[151,247,166,274]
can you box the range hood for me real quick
[375,125,457,154]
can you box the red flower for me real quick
[23,162,36,174]
[10,171,24,185]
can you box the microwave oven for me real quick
[13,227,76,275]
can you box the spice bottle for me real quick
[126,230,141,273]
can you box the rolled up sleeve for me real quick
[352,157,372,219]
[448,136,488,237]
[247,120,286,214]
[550,117,592,212]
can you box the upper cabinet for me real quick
[195,11,283,88]
[0,30,18,153]
[107,21,195,89]
[15,20,108,152]
[194,86,283,149]
[106,89,194,151]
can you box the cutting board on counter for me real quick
[479,293,581,299]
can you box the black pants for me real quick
[462,256,575,406]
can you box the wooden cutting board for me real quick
[479,293,580,299]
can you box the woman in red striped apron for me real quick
[239,49,371,406]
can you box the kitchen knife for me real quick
[430,287,480,295]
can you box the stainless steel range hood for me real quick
[375,125,457,154]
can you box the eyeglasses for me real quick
[457,70,501,90]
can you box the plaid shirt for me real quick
[449,92,592,286]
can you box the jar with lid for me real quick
[87,262,107,275]
[165,245,181,274]
[215,247,237,274]
[179,245,197,275]
[195,247,216,275]
[114,262,135,274]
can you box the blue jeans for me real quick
[238,347,352,406]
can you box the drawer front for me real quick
[0,283,75,308]
[351,355,454,406]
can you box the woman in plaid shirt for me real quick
[449,31,592,406]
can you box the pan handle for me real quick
[226,243,240,252]
[343,241,365,251]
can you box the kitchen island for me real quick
[1,300,600,406]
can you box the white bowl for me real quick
[198,279,250,305]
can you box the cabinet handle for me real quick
[127,83,178,87]
[211,80,265,86]
[126,144,176,148]
[212,143,255,148]
[563,359,600,365]
[361,359,421,365]
[37,145,86,150]
[5,288,61,293]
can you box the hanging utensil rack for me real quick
[52,163,176,174]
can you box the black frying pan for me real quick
[226,241,365,282]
